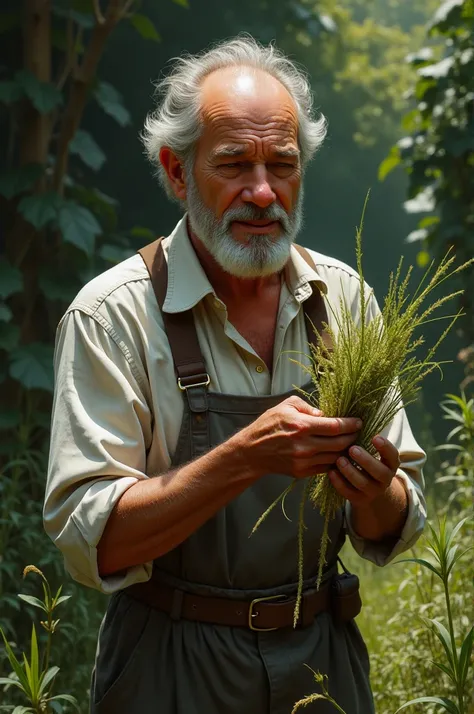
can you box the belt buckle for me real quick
[248,594,286,631]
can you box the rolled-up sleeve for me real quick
[344,405,427,566]
[44,309,154,593]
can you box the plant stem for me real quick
[443,572,464,713]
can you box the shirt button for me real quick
[256,365,264,373]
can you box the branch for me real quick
[93,0,105,24]
[52,0,127,193]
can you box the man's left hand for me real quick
[328,435,401,507]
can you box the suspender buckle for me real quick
[177,373,211,391]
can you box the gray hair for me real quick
[141,35,327,197]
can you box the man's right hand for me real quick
[238,395,362,480]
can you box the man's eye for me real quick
[222,163,241,168]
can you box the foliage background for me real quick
[0,0,472,711]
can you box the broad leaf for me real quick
[0,164,44,199]
[70,130,106,172]
[395,696,459,714]
[9,343,54,392]
[38,666,60,696]
[94,81,130,127]
[17,595,47,612]
[130,14,161,41]
[0,258,22,299]
[48,694,80,710]
[0,80,23,104]
[12,707,34,714]
[0,676,24,690]
[16,70,63,113]
[53,595,72,607]
[58,201,102,255]
[378,150,401,181]
[18,191,62,229]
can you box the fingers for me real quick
[303,415,363,437]
[372,435,401,472]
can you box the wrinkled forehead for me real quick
[198,67,299,151]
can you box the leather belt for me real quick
[126,579,332,631]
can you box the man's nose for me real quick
[241,165,276,208]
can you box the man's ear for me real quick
[159,147,186,200]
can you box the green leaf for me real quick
[378,147,401,181]
[395,697,459,714]
[17,595,47,612]
[0,302,13,322]
[0,163,44,200]
[0,676,24,690]
[432,660,456,683]
[12,706,35,714]
[0,80,24,104]
[47,694,80,710]
[416,251,431,268]
[94,81,130,127]
[53,595,72,607]
[58,201,102,255]
[9,343,54,392]
[70,130,106,171]
[130,14,161,41]
[395,557,441,578]
[0,628,30,691]
[430,619,456,671]
[458,626,474,688]
[38,666,59,696]
[172,0,189,6]
[0,259,22,299]
[29,626,39,696]
[18,191,62,229]
[15,70,63,113]
[0,409,21,430]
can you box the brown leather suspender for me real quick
[138,239,329,391]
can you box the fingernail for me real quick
[351,446,361,456]
[355,419,363,429]
[374,436,384,447]
[338,457,348,467]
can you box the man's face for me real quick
[185,67,304,278]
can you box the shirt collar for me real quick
[162,214,328,314]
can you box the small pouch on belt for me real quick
[330,571,362,623]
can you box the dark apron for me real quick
[90,240,374,714]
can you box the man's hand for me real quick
[327,435,401,507]
[327,435,409,542]
[239,395,362,479]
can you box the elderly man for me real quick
[44,36,426,714]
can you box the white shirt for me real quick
[44,216,427,593]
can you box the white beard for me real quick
[185,168,304,279]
